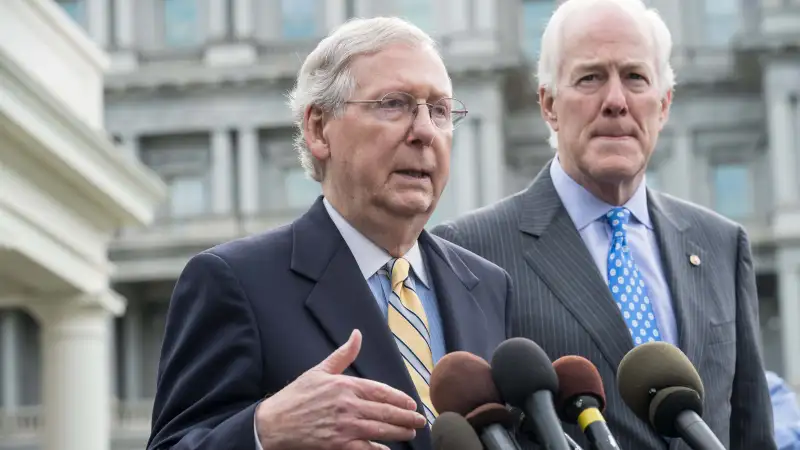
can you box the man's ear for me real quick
[539,86,558,132]
[304,105,330,162]
[658,89,673,129]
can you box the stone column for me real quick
[112,0,134,49]
[0,310,21,409]
[777,250,800,392]
[122,302,142,401]
[207,0,228,41]
[238,128,260,216]
[211,129,233,215]
[34,300,114,450]
[233,0,254,39]
[670,127,693,201]
[86,0,110,48]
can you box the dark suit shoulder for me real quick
[429,233,510,281]
[652,190,743,234]
[431,191,525,247]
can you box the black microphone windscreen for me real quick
[552,355,606,422]
[649,386,703,437]
[431,412,484,450]
[491,338,558,406]
[430,351,502,416]
[616,342,704,422]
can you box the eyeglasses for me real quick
[345,92,468,131]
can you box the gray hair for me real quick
[287,17,440,181]
[536,0,676,149]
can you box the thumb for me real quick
[315,329,362,374]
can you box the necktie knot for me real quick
[605,207,631,232]
[386,257,411,290]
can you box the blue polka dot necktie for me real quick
[605,207,662,345]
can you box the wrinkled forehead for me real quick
[559,5,657,75]
[350,44,453,99]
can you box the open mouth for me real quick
[395,170,429,179]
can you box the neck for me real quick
[325,196,425,258]
[558,157,643,206]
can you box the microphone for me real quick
[431,411,484,450]
[617,342,725,450]
[552,355,620,450]
[430,351,521,450]
[491,338,570,450]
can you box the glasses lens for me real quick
[433,98,468,130]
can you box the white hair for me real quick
[536,0,676,149]
[287,17,440,181]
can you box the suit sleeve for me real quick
[729,227,777,450]
[146,251,265,450]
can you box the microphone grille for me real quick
[431,412,484,450]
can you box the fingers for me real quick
[350,377,418,411]
[345,442,390,450]
[316,329,362,375]
[356,398,428,430]
[346,418,419,444]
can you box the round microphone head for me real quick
[617,342,704,423]
[464,402,516,430]
[431,412,484,450]
[430,351,502,416]
[490,337,558,407]
[552,355,606,423]
[648,386,703,437]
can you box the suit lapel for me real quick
[293,198,427,450]
[518,162,634,372]
[648,192,711,369]
[418,231,488,356]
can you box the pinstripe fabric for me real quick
[431,160,777,450]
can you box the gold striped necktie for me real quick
[385,257,438,426]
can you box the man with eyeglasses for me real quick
[146,16,511,450]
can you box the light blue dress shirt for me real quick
[766,371,800,450]
[549,157,678,346]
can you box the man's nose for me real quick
[602,75,628,117]
[407,105,437,147]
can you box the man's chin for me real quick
[384,193,435,218]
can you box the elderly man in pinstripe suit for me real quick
[432,0,776,449]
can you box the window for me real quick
[521,1,554,59]
[704,0,740,45]
[140,134,211,220]
[282,0,318,39]
[259,130,322,212]
[398,0,433,32]
[712,163,752,218]
[163,0,199,47]
[57,0,85,26]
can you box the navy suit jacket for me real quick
[146,197,512,450]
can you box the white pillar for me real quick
[233,0,254,39]
[0,310,20,409]
[122,303,142,401]
[38,302,113,450]
[671,127,692,201]
[86,0,110,48]
[238,128,260,215]
[453,120,479,214]
[777,252,800,392]
[207,0,228,40]
[325,0,347,32]
[766,93,798,209]
[113,0,135,49]
[479,117,504,205]
[212,129,233,214]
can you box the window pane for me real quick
[398,0,433,32]
[57,0,85,25]
[282,0,318,39]
[713,163,751,218]
[169,176,207,217]
[284,168,322,209]
[164,0,199,47]
[704,0,739,45]
[522,1,554,59]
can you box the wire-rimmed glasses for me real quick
[345,92,469,131]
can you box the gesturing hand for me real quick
[255,329,427,450]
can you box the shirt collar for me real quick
[323,198,430,287]
[550,156,652,230]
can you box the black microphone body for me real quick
[569,395,619,450]
[525,391,571,450]
[675,410,725,450]
[480,423,522,450]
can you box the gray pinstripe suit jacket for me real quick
[431,160,776,450]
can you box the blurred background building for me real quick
[0,0,798,449]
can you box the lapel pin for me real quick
[689,254,701,266]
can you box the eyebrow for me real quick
[571,60,653,74]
